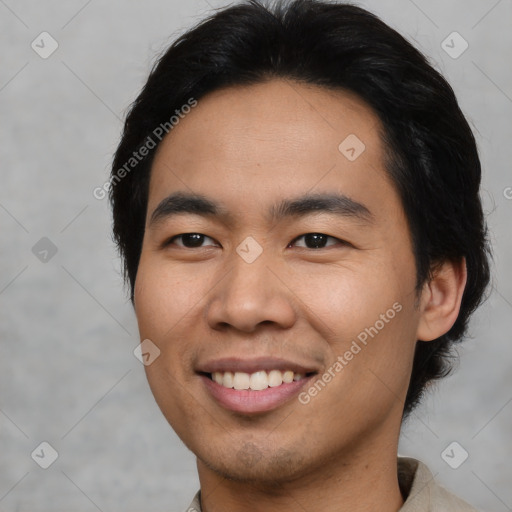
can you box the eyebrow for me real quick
[149,191,373,228]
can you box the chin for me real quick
[196,442,313,485]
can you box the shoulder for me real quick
[399,457,479,512]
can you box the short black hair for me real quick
[110,0,491,417]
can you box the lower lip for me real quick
[200,374,313,414]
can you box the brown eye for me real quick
[169,233,218,248]
[290,233,341,249]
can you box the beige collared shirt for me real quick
[184,457,478,511]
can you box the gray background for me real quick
[0,0,511,511]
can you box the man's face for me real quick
[134,79,422,483]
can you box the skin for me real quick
[134,79,466,512]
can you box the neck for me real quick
[196,432,404,512]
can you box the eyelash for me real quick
[165,232,346,250]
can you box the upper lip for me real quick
[197,357,319,375]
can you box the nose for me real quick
[206,253,297,333]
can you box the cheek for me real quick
[293,258,419,375]
[134,258,207,427]
[134,258,205,339]
[293,263,402,335]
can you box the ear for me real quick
[416,258,467,342]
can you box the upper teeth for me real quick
[212,370,305,391]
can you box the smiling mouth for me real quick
[204,369,315,391]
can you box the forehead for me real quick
[148,79,398,221]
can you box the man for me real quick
[110,1,490,510]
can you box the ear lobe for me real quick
[416,258,467,342]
